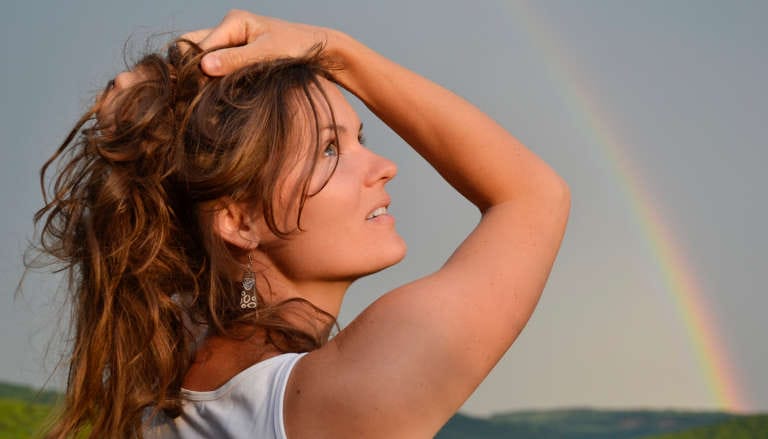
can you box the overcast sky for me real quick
[2,0,766,416]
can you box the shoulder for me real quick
[146,352,307,439]
[283,305,451,438]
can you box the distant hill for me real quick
[646,414,768,438]
[0,382,60,406]
[436,409,740,438]
[1,380,766,438]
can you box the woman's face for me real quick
[255,76,406,287]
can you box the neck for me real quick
[289,278,353,318]
[251,260,352,331]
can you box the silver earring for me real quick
[240,253,257,309]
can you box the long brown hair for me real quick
[32,39,338,438]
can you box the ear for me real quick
[211,199,261,250]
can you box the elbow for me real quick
[532,173,571,230]
[549,174,571,224]
[550,177,572,244]
[534,170,570,209]
[479,170,571,216]
[554,175,571,212]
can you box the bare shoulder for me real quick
[284,193,569,437]
[284,279,457,438]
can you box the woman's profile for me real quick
[33,10,570,438]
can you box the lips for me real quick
[366,197,391,220]
[366,206,388,219]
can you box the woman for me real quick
[36,10,570,438]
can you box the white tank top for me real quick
[144,352,306,439]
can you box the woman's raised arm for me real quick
[192,11,570,438]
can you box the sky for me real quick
[1,0,766,417]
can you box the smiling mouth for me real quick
[366,206,388,220]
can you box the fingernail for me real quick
[203,55,221,73]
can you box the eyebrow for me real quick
[321,122,364,134]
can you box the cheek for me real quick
[271,165,323,232]
[300,167,360,228]
[308,156,339,195]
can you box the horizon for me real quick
[0,378,762,417]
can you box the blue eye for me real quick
[323,141,339,157]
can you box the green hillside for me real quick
[0,398,54,439]
[645,414,768,438]
[0,383,59,406]
[0,382,60,439]
[437,409,736,439]
[2,380,766,438]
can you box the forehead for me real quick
[292,76,360,135]
[273,77,355,205]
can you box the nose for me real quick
[365,149,398,186]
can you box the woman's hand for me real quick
[97,11,338,125]
[182,10,335,76]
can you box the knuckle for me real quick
[227,9,247,19]
[223,51,242,68]
[227,9,260,30]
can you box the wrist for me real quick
[322,28,351,62]
[321,29,370,94]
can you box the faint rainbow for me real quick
[502,1,749,411]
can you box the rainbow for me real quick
[503,1,750,412]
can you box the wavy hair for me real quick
[32,39,339,438]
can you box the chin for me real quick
[354,239,407,279]
[374,239,408,273]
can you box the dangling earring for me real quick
[240,253,258,309]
